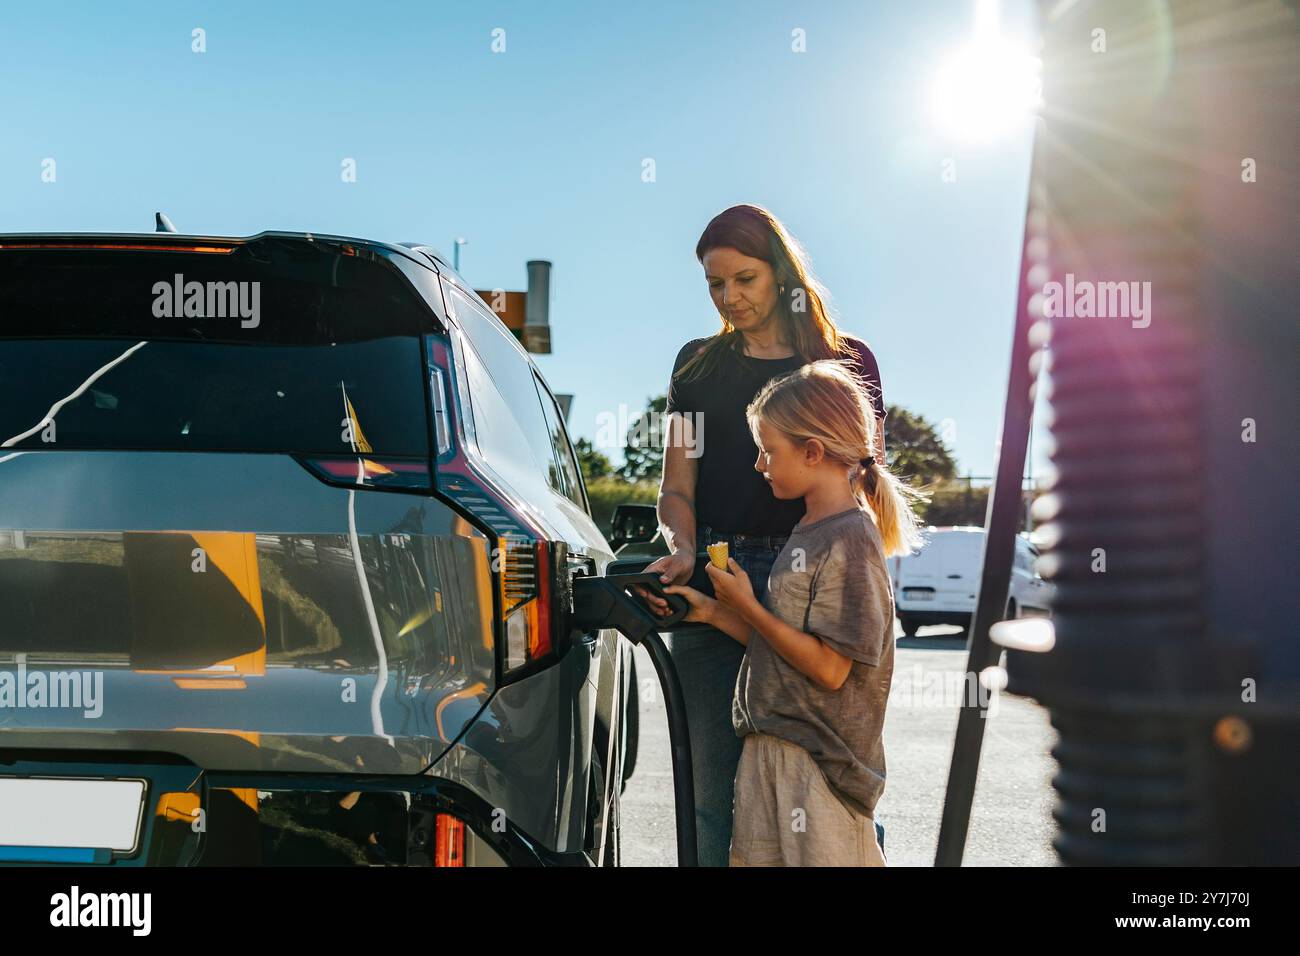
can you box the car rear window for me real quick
[0,242,434,456]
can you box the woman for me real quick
[640,203,887,866]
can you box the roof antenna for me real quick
[155,212,178,234]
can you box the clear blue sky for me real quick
[0,0,1049,481]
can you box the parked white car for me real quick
[888,527,1053,637]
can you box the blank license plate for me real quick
[0,777,147,852]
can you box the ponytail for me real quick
[853,457,926,557]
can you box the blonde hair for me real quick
[747,360,926,557]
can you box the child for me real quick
[664,359,924,866]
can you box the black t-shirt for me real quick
[663,333,885,537]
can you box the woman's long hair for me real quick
[747,360,926,557]
[676,203,859,384]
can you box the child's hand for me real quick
[661,584,716,624]
[705,558,756,612]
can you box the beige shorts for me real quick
[729,732,886,867]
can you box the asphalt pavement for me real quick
[619,623,1060,866]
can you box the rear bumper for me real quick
[0,754,591,867]
[896,609,973,628]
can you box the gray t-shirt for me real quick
[732,506,896,818]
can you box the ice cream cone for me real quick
[706,541,729,570]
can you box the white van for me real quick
[888,527,1053,636]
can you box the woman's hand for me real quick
[706,557,758,614]
[634,550,697,617]
[660,584,716,624]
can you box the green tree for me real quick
[883,404,957,484]
[920,482,1041,531]
[618,394,667,482]
[923,481,989,526]
[573,437,613,482]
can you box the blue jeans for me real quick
[662,526,788,868]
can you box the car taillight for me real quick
[503,538,553,670]
[425,333,567,682]
[297,456,432,491]
[434,814,466,867]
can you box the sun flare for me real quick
[930,3,1042,143]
